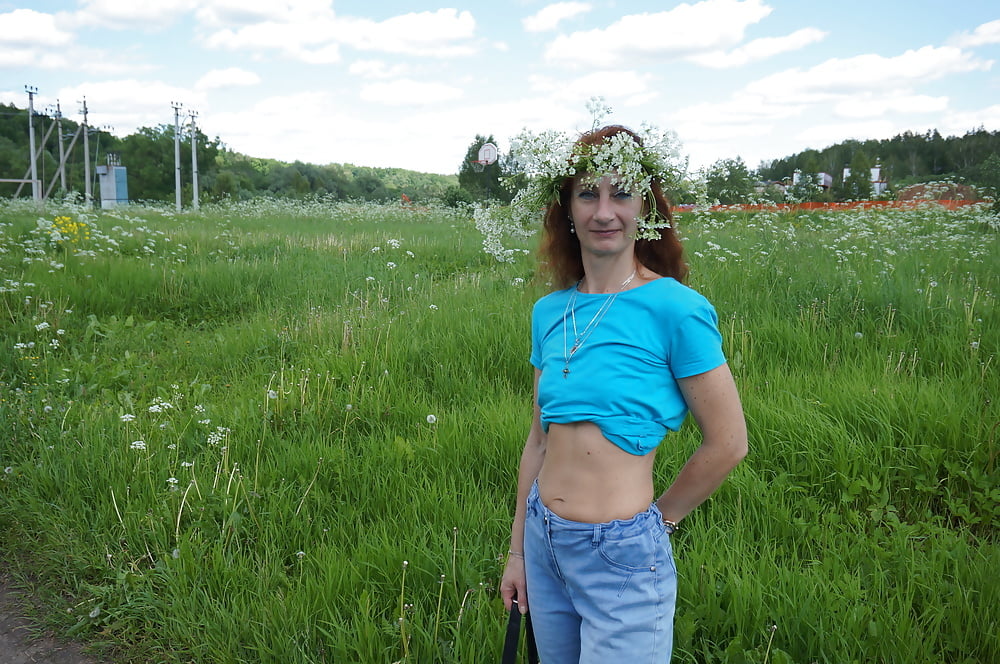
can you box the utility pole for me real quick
[25,85,40,202]
[189,110,199,210]
[172,102,183,211]
[54,101,67,192]
[81,97,92,205]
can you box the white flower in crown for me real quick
[475,98,688,262]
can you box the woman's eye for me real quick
[614,191,634,200]
[577,190,597,199]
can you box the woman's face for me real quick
[568,174,644,259]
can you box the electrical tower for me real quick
[26,86,40,201]
[189,110,200,210]
[172,101,183,211]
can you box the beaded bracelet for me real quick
[662,519,678,534]
[508,550,525,559]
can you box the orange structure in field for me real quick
[675,199,981,214]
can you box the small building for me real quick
[97,153,129,208]
[791,169,833,189]
[870,161,889,196]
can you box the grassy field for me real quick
[0,195,997,663]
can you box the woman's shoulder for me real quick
[635,277,713,311]
[533,285,575,309]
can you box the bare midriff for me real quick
[537,421,657,523]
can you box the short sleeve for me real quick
[530,303,542,369]
[668,302,726,378]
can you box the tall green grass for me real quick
[1,196,997,663]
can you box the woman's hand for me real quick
[500,554,528,614]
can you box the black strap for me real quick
[502,599,539,664]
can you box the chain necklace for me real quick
[562,269,637,378]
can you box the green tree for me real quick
[787,170,821,203]
[457,134,503,201]
[704,157,755,204]
[442,184,474,208]
[843,150,873,200]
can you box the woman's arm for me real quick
[500,369,546,614]
[655,362,747,524]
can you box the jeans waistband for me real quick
[528,479,663,533]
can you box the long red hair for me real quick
[537,125,688,289]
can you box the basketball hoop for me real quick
[470,142,498,172]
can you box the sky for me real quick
[3,0,1000,176]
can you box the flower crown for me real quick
[474,100,687,262]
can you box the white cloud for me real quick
[335,9,478,57]
[794,119,898,148]
[530,70,655,108]
[71,0,196,29]
[359,79,464,106]
[544,0,772,67]
[55,80,207,133]
[744,46,993,104]
[833,93,948,119]
[0,9,74,48]
[204,18,342,63]
[688,27,827,68]
[204,8,476,61]
[195,68,261,90]
[523,2,592,33]
[940,103,1000,135]
[194,0,333,28]
[667,94,800,164]
[348,60,411,80]
[0,11,149,75]
[950,19,1000,48]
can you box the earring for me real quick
[568,218,576,234]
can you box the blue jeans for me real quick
[524,480,677,663]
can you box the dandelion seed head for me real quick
[426,414,437,424]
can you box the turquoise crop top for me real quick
[530,277,726,456]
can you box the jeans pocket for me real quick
[597,529,658,572]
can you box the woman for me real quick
[499,125,748,663]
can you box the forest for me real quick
[2,102,999,206]
[0,103,457,205]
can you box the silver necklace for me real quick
[562,269,637,378]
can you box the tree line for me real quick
[753,127,1000,203]
[0,103,455,204]
[3,101,998,208]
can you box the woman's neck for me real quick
[579,255,639,294]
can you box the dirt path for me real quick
[0,573,99,664]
